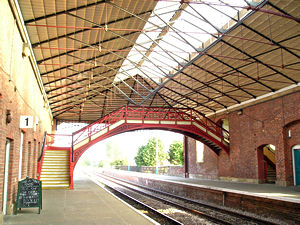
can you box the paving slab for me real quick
[4,174,156,225]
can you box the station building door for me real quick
[293,146,300,185]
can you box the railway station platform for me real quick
[3,172,157,225]
[103,169,300,202]
[102,169,300,223]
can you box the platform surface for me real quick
[106,170,300,202]
[4,173,156,225]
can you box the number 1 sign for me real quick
[20,116,34,128]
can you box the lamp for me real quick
[237,109,243,115]
[22,42,30,57]
[288,130,291,138]
[6,110,12,124]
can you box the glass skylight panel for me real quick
[114,0,250,85]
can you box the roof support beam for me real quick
[65,51,145,101]
[66,12,161,88]
[43,58,122,86]
[101,90,109,118]
[138,75,173,108]
[31,10,152,48]
[143,50,231,108]
[24,0,106,24]
[67,36,152,94]
[181,71,240,104]
[220,38,298,84]
[164,86,215,112]
[51,81,132,116]
[205,2,300,61]
[37,30,137,67]
[140,0,268,105]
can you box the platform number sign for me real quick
[20,116,34,128]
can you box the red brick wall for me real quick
[186,91,300,186]
[0,0,53,214]
[186,138,219,179]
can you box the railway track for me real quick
[89,172,282,225]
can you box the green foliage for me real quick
[134,137,167,166]
[98,161,104,168]
[110,159,127,168]
[81,158,91,167]
[168,140,183,165]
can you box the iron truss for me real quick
[18,0,300,121]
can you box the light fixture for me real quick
[288,130,291,138]
[6,110,12,124]
[237,109,243,115]
[22,42,30,57]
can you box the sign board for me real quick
[20,116,34,128]
[16,178,42,214]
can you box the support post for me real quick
[70,141,74,189]
[156,137,159,175]
[184,135,189,178]
[69,161,74,190]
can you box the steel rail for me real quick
[94,173,246,225]
[93,173,230,225]
[90,174,183,225]
[96,172,280,225]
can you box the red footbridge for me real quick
[37,106,229,189]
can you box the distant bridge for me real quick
[71,106,230,164]
[39,106,229,189]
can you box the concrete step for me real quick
[43,159,69,162]
[42,169,69,172]
[42,183,69,189]
[41,177,69,181]
[43,162,70,167]
[41,170,69,173]
[41,180,69,184]
[40,174,69,177]
[44,154,69,157]
[41,168,69,171]
[42,164,69,167]
[44,151,69,154]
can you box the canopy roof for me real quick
[18,0,300,121]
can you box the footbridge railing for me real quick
[71,106,229,163]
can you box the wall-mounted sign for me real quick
[20,116,33,128]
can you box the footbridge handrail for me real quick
[72,106,229,152]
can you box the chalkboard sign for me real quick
[16,178,42,214]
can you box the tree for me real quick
[168,140,184,165]
[134,137,167,166]
[81,158,91,167]
[110,159,127,169]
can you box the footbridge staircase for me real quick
[37,106,230,189]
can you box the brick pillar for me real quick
[257,145,265,183]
